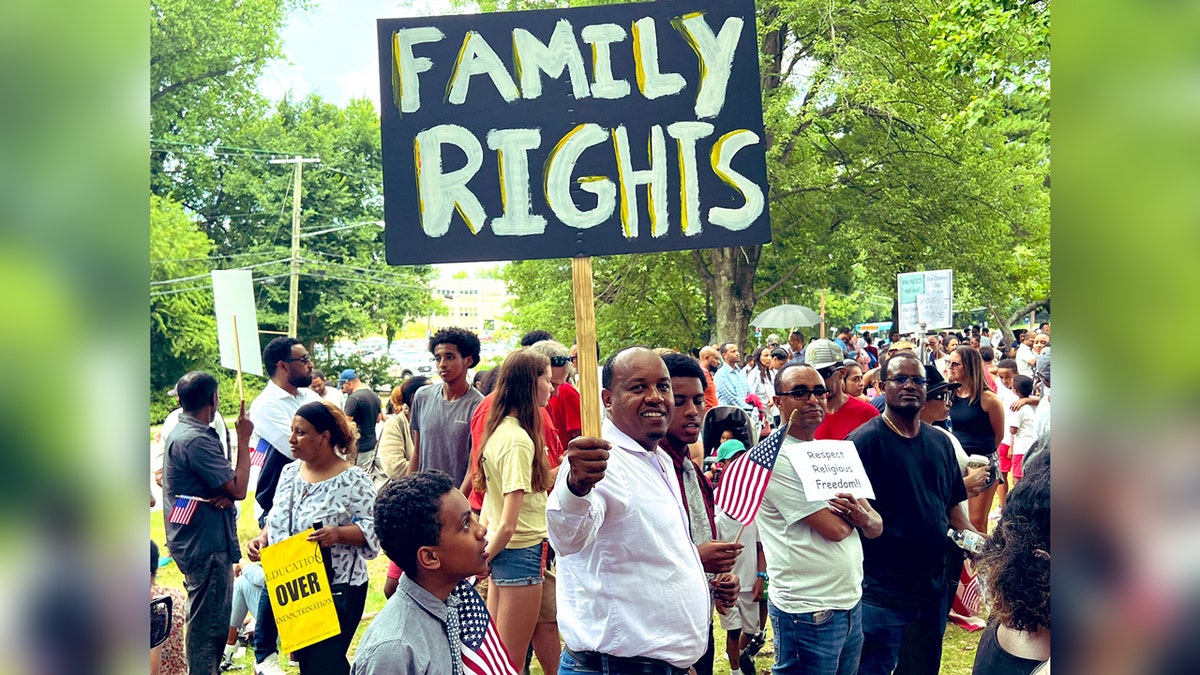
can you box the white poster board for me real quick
[785,440,875,500]
[212,270,263,377]
[897,269,953,334]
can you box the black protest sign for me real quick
[377,0,771,265]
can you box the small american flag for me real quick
[167,495,206,525]
[250,438,270,468]
[453,580,518,675]
[715,420,791,525]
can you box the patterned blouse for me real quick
[266,464,380,586]
[151,584,186,675]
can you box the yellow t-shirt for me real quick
[480,416,548,549]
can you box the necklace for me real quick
[881,412,918,439]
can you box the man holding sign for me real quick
[756,363,881,675]
[847,353,975,675]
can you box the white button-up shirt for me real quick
[248,380,320,459]
[547,419,709,669]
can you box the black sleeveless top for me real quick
[972,622,1045,675]
[949,392,996,453]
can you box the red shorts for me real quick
[997,443,1012,474]
[1011,453,1026,479]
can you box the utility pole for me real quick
[269,155,320,337]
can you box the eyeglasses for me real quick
[816,365,843,380]
[886,374,928,386]
[283,354,312,364]
[550,355,572,367]
[778,387,830,400]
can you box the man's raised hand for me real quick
[565,436,611,496]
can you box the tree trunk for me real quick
[988,298,1049,346]
[695,246,761,348]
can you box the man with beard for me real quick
[547,347,736,675]
[660,352,743,675]
[245,337,320,675]
[757,363,881,675]
[848,353,977,675]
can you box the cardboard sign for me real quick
[377,0,771,264]
[784,439,875,501]
[260,529,340,653]
[211,270,264,376]
[897,269,953,334]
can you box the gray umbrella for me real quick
[749,303,822,328]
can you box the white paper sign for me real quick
[896,269,953,333]
[784,439,875,500]
[212,270,264,377]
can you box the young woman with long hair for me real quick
[473,347,555,669]
[946,346,1007,532]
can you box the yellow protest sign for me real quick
[260,528,340,653]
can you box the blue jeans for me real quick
[769,600,862,675]
[858,599,947,675]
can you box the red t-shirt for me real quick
[814,395,881,440]
[465,393,563,511]
[546,381,582,451]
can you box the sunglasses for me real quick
[816,365,843,379]
[778,387,830,400]
[550,355,575,367]
[886,374,928,386]
[927,392,949,402]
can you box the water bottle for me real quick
[948,528,985,554]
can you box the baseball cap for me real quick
[766,333,781,346]
[717,439,748,462]
[886,339,915,355]
[338,368,357,385]
[804,339,845,370]
[924,364,961,398]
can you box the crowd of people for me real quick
[154,321,1052,675]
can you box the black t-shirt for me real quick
[344,387,381,452]
[847,416,968,610]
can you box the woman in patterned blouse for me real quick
[253,400,380,675]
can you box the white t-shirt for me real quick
[1011,405,1037,457]
[716,509,759,592]
[994,382,1019,446]
[756,436,863,614]
[1015,345,1036,377]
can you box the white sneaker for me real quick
[254,653,285,675]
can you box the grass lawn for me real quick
[151,497,980,674]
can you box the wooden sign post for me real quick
[572,257,602,437]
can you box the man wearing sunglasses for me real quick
[756,363,882,675]
[245,337,321,675]
[804,339,879,441]
[847,353,976,675]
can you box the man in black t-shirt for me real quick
[339,368,381,470]
[847,352,977,675]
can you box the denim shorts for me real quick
[490,541,546,586]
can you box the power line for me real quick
[150,250,285,265]
[150,259,292,286]
[149,273,289,298]
[150,138,303,158]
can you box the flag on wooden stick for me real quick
[715,412,793,525]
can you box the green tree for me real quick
[156,93,437,348]
[466,0,1049,348]
[150,194,218,389]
